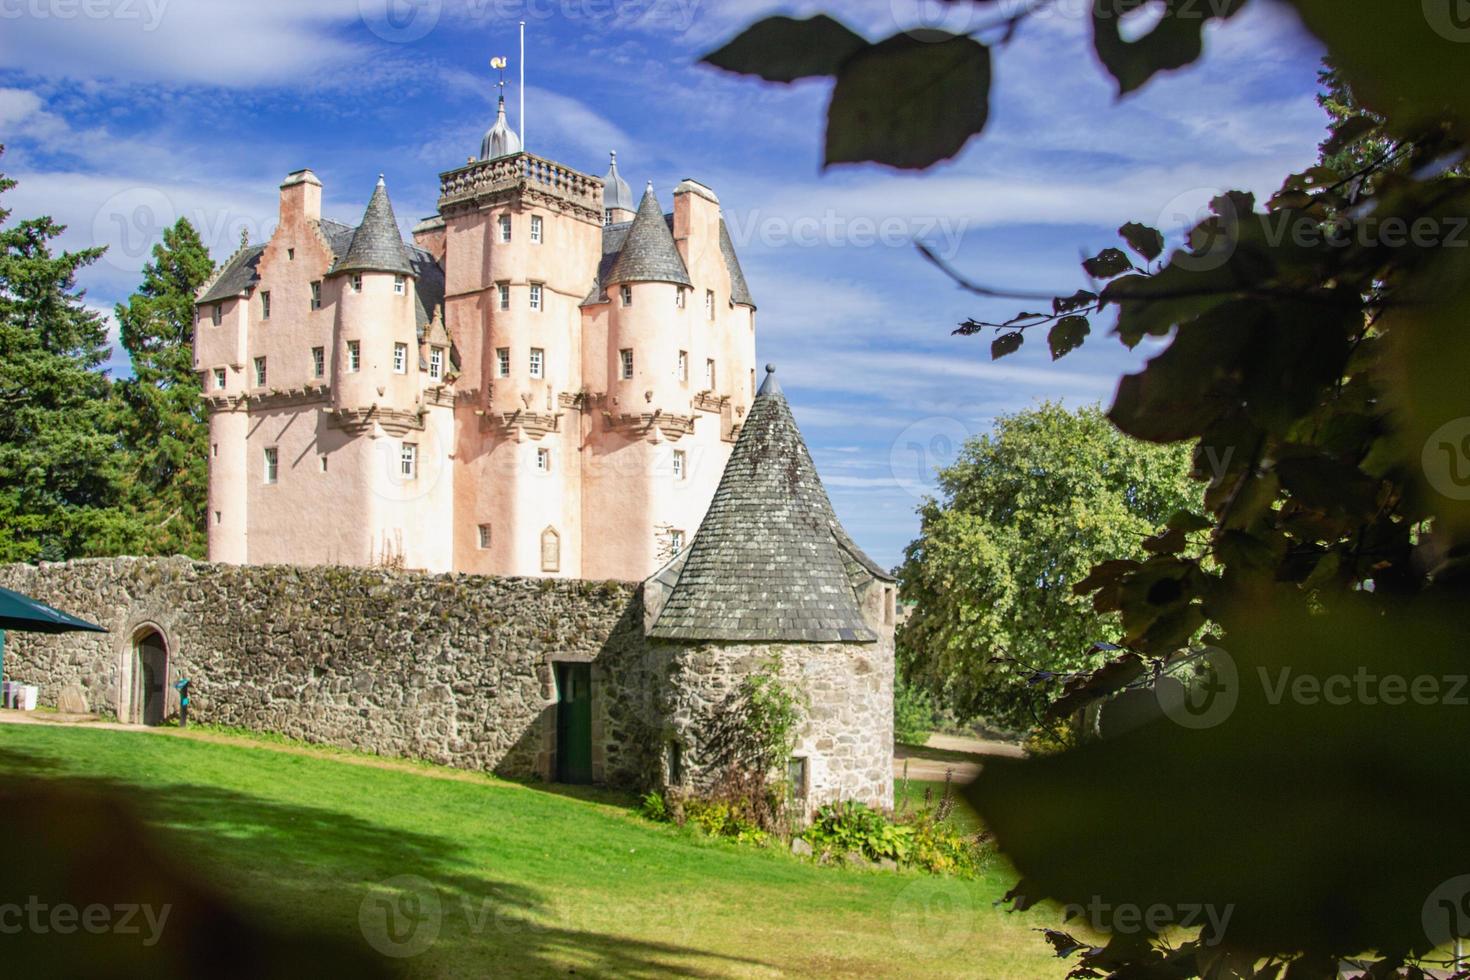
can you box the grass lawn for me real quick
[0,723,1067,978]
[893,778,985,835]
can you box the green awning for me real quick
[0,586,107,635]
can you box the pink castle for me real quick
[195,97,757,580]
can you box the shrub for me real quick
[894,679,938,745]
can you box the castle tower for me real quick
[601,152,634,225]
[644,366,896,814]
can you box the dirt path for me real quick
[893,733,1026,782]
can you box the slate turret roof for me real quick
[331,177,415,277]
[649,365,889,644]
[605,183,692,288]
[602,151,634,212]
[719,218,755,309]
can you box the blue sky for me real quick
[0,0,1328,568]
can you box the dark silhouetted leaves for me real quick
[701,15,867,83]
[826,32,991,169]
[1053,289,1097,315]
[1048,315,1090,360]
[1119,221,1164,261]
[1092,0,1247,95]
[991,330,1023,359]
[1083,247,1133,280]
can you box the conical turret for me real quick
[332,176,413,277]
[606,183,691,287]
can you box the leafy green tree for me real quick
[0,148,133,562]
[899,404,1198,733]
[114,219,214,557]
[708,5,1470,976]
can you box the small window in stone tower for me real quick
[393,275,406,295]
[212,443,218,458]
[530,215,543,243]
[675,287,686,309]
[287,248,295,261]
[477,524,492,550]
[529,283,543,311]
[496,347,510,378]
[254,356,267,387]
[672,450,686,480]
[705,289,714,320]
[669,528,685,552]
[213,367,226,390]
[541,526,560,573]
[393,343,407,374]
[677,350,688,382]
[214,510,222,526]
[310,280,322,311]
[211,304,221,326]
[536,447,551,472]
[705,358,715,390]
[348,340,361,373]
[312,346,325,379]
[263,446,279,485]
[620,284,632,307]
[351,274,363,293]
[529,347,544,379]
[619,348,634,380]
[497,281,510,311]
[788,757,808,796]
[499,213,512,243]
[319,454,328,473]
[666,742,683,784]
[429,346,444,381]
[400,442,418,480]
[260,290,271,320]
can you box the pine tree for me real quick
[0,146,132,562]
[114,219,215,557]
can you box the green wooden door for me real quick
[555,662,592,784]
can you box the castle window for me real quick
[319,455,328,473]
[263,446,279,484]
[260,291,271,320]
[429,346,444,381]
[213,367,226,390]
[496,347,510,378]
[477,524,492,550]
[211,304,221,326]
[705,358,715,390]
[788,757,808,796]
[540,526,560,573]
[214,511,222,525]
[254,356,267,387]
[529,283,543,311]
[351,274,362,293]
[705,289,714,320]
[400,442,418,480]
[393,275,406,295]
[620,284,632,307]
[884,586,895,625]
[666,743,682,784]
[529,347,544,379]
[672,450,686,480]
[675,288,686,309]
[287,248,295,261]
[310,281,322,311]
[499,214,512,242]
[212,443,218,458]
[677,350,688,382]
[393,343,407,374]
[669,529,685,551]
[619,348,633,380]
[603,209,613,226]
[536,447,551,472]
[348,340,361,373]
[497,282,510,311]
[312,347,325,379]
[530,215,543,243]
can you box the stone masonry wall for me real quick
[0,558,659,785]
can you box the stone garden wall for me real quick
[0,558,659,785]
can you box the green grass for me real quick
[0,724,1066,978]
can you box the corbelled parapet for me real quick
[438,152,603,224]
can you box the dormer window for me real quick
[499,214,512,242]
[393,275,406,295]
[620,284,633,307]
[429,346,444,381]
[530,215,543,243]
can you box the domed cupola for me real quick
[602,151,634,221]
[481,95,522,161]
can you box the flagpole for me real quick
[519,21,526,150]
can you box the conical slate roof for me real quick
[332,177,414,277]
[649,366,879,643]
[606,183,692,287]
